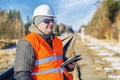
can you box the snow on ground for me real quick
[83,35,120,80]
[85,35,120,54]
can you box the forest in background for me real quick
[0,9,74,40]
[81,0,120,41]
[0,9,24,39]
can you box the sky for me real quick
[0,0,103,30]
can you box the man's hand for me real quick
[67,62,77,69]
[65,62,77,72]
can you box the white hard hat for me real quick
[32,4,55,20]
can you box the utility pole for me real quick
[81,27,85,42]
[118,21,120,46]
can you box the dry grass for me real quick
[0,48,16,72]
[0,39,17,72]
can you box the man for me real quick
[14,4,76,80]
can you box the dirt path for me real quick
[66,34,107,80]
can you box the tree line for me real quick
[80,0,120,41]
[0,9,24,39]
[0,9,74,40]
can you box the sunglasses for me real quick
[43,19,54,24]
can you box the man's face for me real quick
[37,18,54,34]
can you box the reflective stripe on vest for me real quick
[35,55,62,65]
[32,67,66,75]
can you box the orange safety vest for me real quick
[23,32,73,80]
